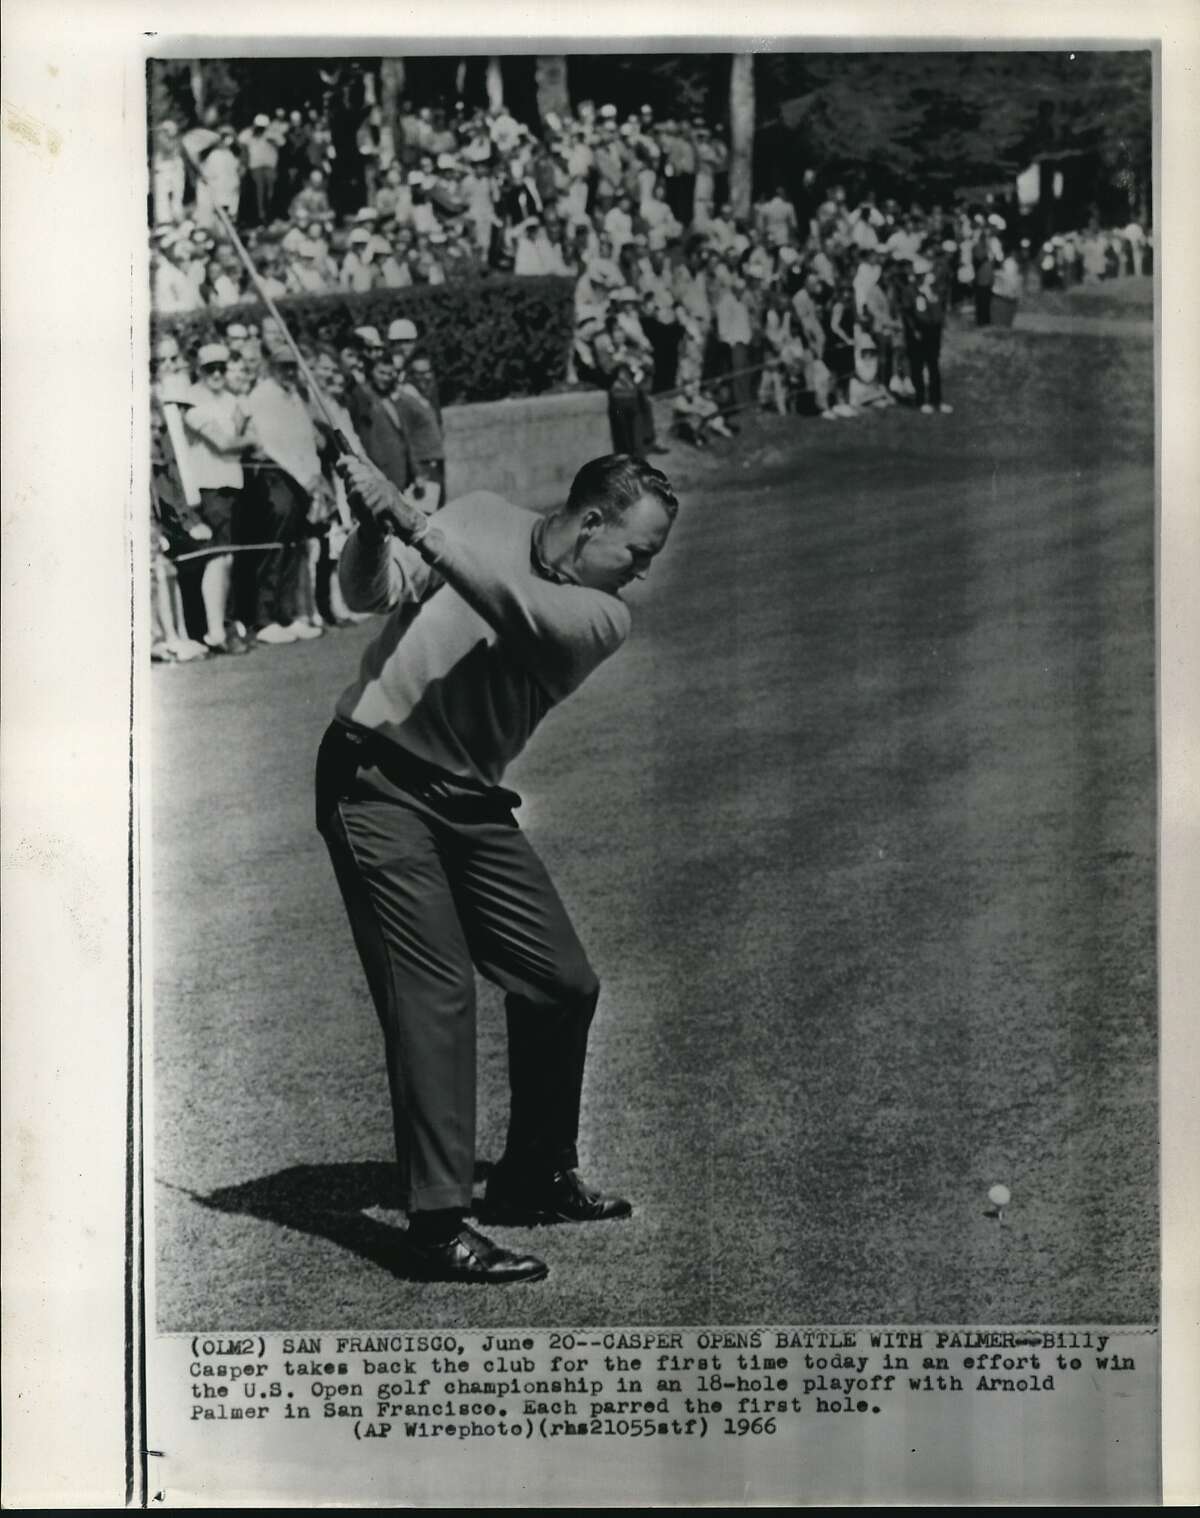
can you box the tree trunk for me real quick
[486,57,505,111]
[535,56,570,123]
[729,53,756,221]
[189,60,206,119]
[379,57,405,169]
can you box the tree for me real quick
[535,56,570,123]
[729,53,755,220]
[379,57,405,167]
[486,57,505,111]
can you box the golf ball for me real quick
[988,1184,1011,1207]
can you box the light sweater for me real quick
[244,377,320,489]
[183,386,246,490]
[336,492,631,786]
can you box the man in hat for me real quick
[392,348,446,511]
[714,275,755,417]
[757,185,798,250]
[641,180,681,252]
[380,234,414,289]
[180,343,255,654]
[386,316,419,375]
[290,168,333,224]
[663,119,697,224]
[347,353,416,498]
[239,114,279,226]
[196,127,243,229]
[150,237,198,314]
[341,227,381,293]
[898,257,953,415]
[241,348,330,644]
[374,163,412,226]
[488,101,522,157]
[317,449,679,1282]
[286,238,331,296]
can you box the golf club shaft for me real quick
[180,145,402,537]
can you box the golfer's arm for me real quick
[338,525,434,613]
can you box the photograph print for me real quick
[146,44,1158,1334]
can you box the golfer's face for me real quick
[576,494,673,596]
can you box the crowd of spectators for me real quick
[149,90,1152,661]
[150,314,444,662]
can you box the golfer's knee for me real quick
[555,954,599,1011]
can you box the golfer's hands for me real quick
[337,455,426,543]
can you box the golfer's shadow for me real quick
[192,1160,496,1279]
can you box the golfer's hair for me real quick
[565,454,679,526]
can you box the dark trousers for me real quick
[905,325,943,408]
[250,166,275,225]
[644,318,681,394]
[608,389,655,458]
[237,469,309,629]
[666,171,695,224]
[721,342,752,413]
[316,723,600,1213]
[974,284,993,326]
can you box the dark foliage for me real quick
[153,276,576,405]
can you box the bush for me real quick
[153,276,576,406]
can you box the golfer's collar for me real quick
[531,517,578,587]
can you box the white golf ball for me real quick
[988,1184,1011,1208]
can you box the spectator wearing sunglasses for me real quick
[180,343,255,654]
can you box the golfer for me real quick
[317,452,678,1283]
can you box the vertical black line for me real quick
[127,265,150,1506]
[125,476,137,1507]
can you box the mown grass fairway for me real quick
[151,308,1156,1330]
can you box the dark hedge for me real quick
[153,276,576,406]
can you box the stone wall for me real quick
[443,390,611,509]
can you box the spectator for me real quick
[340,227,382,291]
[239,114,279,225]
[599,344,648,457]
[514,215,566,276]
[151,240,197,313]
[195,128,242,229]
[379,232,414,287]
[151,337,213,659]
[861,265,902,392]
[180,343,255,654]
[757,185,798,249]
[201,255,243,308]
[825,276,859,416]
[714,275,754,416]
[899,258,953,415]
[291,168,333,222]
[393,349,446,511]
[971,221,994,326]
[672,378,733,444]
[692,124,719,225]
[386,316,419,377]
[285,239,330,295]
[641,181,681,252]
[241,348,328,643]
[152,121,186,225]
[348,353,416,495]
[356,106,384,204]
